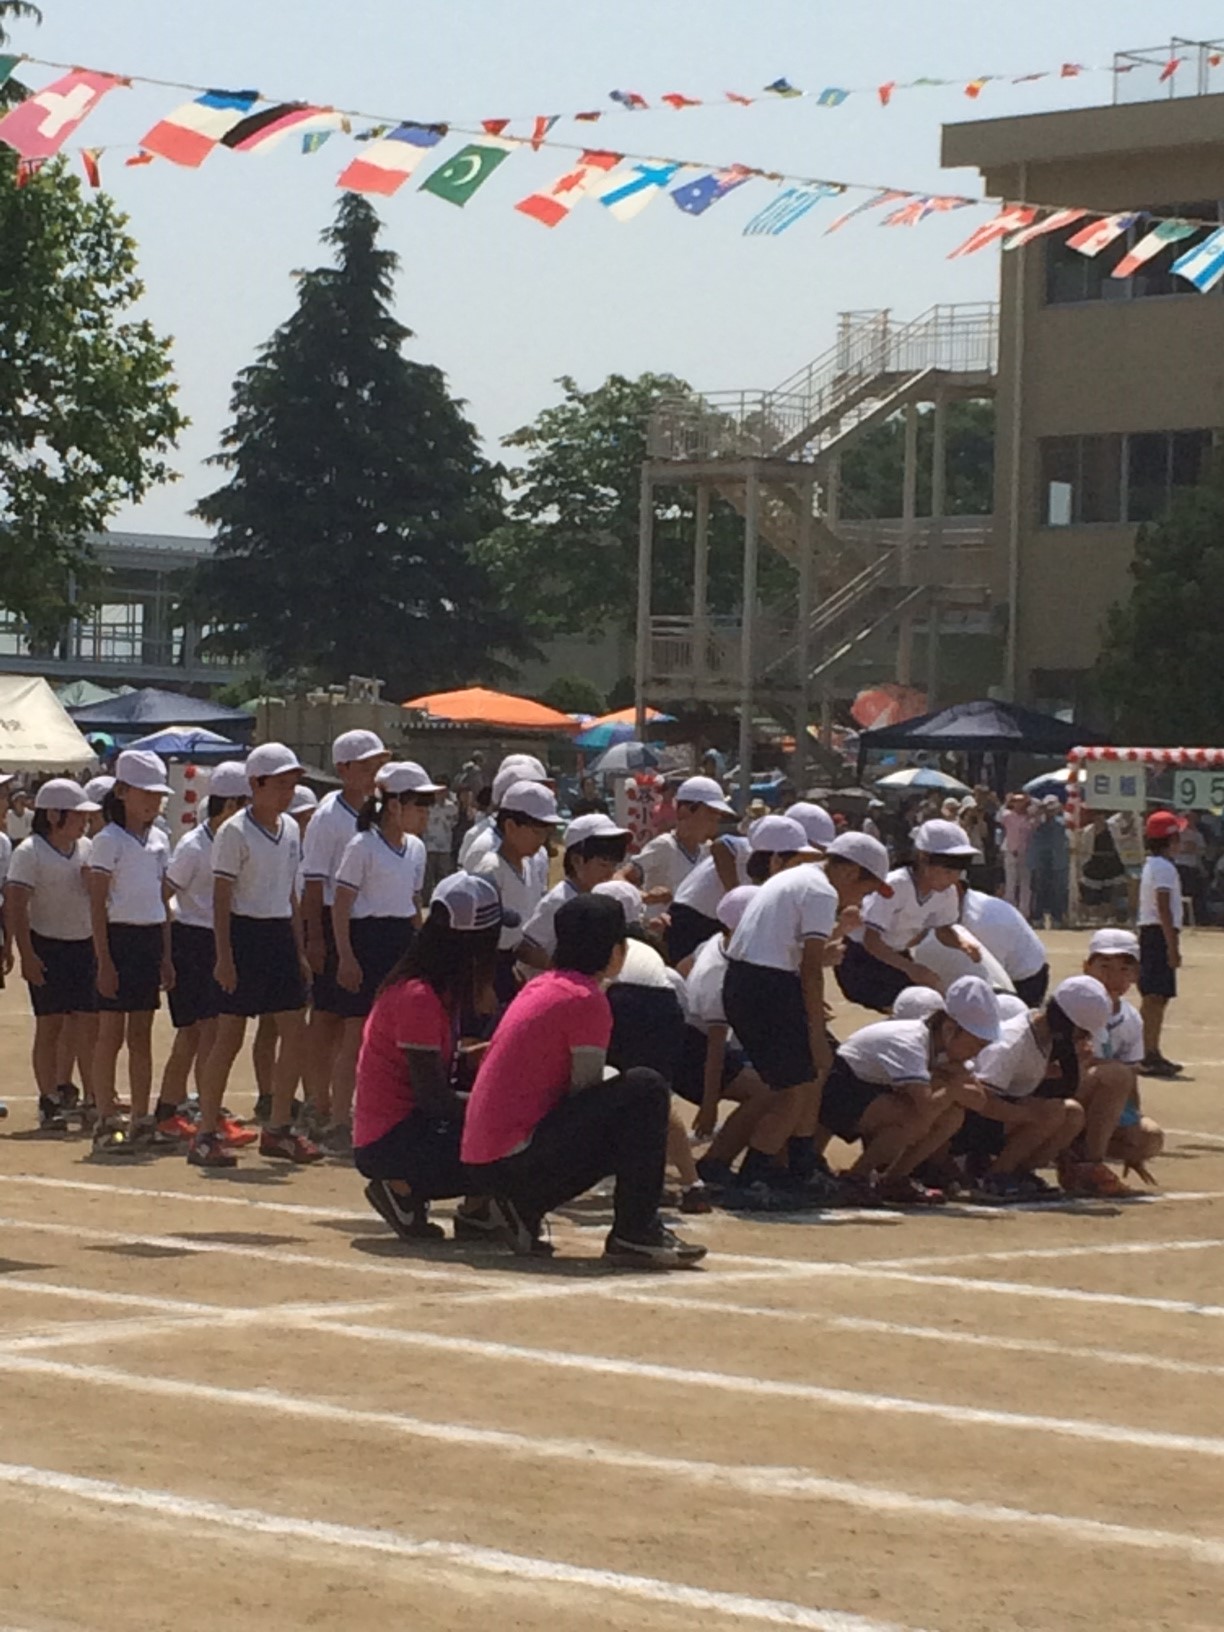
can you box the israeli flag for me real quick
[1171,227,1224,292]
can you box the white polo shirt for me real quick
[958,889,1047,981]
[464,823,549,895]
[973,1011,1050,1100]
[213,810,300,920]
[635,831,707,904]
[471,846,545,952]
[672,836,750,920]
[334,829,426,920]
[858,867,958,951]
[838,1017,932,1086]
[1095,999,1144,1065]
[88,822,169,925]
[7,834,93,941]
[684,932,731,1034]
[1138,855,1183,928]
[166,824,218,930]
[726,864,838,974]
[301,792,363,908]
[0,830,10,908]
[519,879,577,959]
[457,814,494,869]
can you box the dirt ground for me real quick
[0,928,1221,1632]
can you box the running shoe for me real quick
[495,1196,553,1256]
[604,1223,708,1269]
[259,1127,324,1164]
[452,1198,510,1242]
[1068,1161,1139,1199]
[128,1115,180,1152]
[187,1131,238,1169]
[318,1122,354,1157]
[679,1182,714,1215]
[1139,1053,1181,1079]
[973,1171,1027,1204]
[876,1174,948,1207]
[156,1111,198,1142]
[364,1180,445,1241]
[39,1093,72,1133]
[90,1116,135,1157]
[217,1115,259,1149]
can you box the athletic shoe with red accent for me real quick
[187,1132,238,1169]
[1069,1161,1139,1199]
[259,1126,324,1164]
[156,1112,198,1142]
[218,1115,259,1148]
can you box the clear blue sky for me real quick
[18,3,1224,533]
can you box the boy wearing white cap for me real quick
[628,775,733,923]
[820,975,1002,1205]
[1084,930,1163,1185]
[86,750,174,1153]
[6,780,101,1129]
[518,813,630,969]
[836,818,981,1014]
[470,780,564,1001]
[193,743,319,1169]
[156,761,252,1145]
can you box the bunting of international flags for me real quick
[3,51,1224,291]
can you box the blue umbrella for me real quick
[589,741,661,776]
[874,766,971,795]
[124,728,246,763]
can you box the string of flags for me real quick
[4,53,1224,291]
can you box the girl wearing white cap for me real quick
[518,813,631,970]
[156,761,253,1147]
[6,780,102,1130]
[836,818,982,1015]
[86,750,174,1153]
[819,975,1002,1205]
[327,763,439,1150]
[251,784,319,1122]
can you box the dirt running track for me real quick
[0,929,1221,1632]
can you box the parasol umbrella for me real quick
[589,741,660,776]
[1022,766,1072,801]
[124,727,246,763]
[850,684,927,731]
[402,686,574,731]
[575,706,675,752]
[874,766,971,795]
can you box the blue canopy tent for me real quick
[68,687,255,740]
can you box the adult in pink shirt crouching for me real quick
[463,893,707,1270]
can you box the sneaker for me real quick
[679,1182,714,1215]
[1069,1161,1138,1199]
[721,1178,811,1213]
[364,1180,445,1241]
[39,1093,71,1133]
[318,1122,353,1157]
[156,1112,198,1142]
[217,1115,259,1149]
[1139,1053,1180,1079]
[253,1093,273,1123]
[259,1127,324,1164]
[694,1155,737,1192]
[973,1171,1027,1204]
[495,1196,554,1257]
[128,1115,180,1152]
[604,1223,707,1269]
[187,1131,238,1169]
[1015,1170,1062,1200]
[877,1174,947,1207]
[297,1101,329,1141]
[90,1115,135,1157]
[1155,1053,1183,1075]
[452,1198,510,1242]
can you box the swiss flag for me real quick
[0,70,122,159]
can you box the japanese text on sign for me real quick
[1081,763,1146,811]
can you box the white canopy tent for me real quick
[0,675,97,773]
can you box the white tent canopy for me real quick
[0,675,97,773]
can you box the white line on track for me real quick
[1169,1127,1224,1147]
[0,1459,927,1632]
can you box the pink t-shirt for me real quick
[462,969,611,1165]
[998,809,1035,857]
[353,979,454,1148]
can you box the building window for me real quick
[1040,431,1215,525]
[1045,203,1222,305]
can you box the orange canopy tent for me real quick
[402,687,575,731]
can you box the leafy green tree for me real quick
[0,2,186,643]
[480,373,795,641]
[1096,465,1224,743]
[539,675,606,716]
[189,194,526,697]
[839,399,995,519]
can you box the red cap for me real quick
[1145,810,1186,840]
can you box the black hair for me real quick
[101,786,129,830]
[475,786,493,812]
[1145,835,1175,856]
[563,834,630,879]
[357,791,394,833]
[32,809,56,839]
[746,849,800,884]
[1044,997,1081,1083]
[554,893,627,977]
[207,795,244,821]
[380,907,500,1011]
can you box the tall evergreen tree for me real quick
[190,195,524,696]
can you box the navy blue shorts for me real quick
[220,916,307,1019]
[28,932,97,1017]
[168,921,219,1030]
[671,1024,748,1106]
[1139,924,1177,1000]
[98,922,163,1014]
[723,960,815,1091]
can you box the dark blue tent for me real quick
[68,687,255,739]
[857,699,1108,791]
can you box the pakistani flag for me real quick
[419,138,513,206]
[0,55,20,91]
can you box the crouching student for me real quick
[1085,928,1164,1185]
[720,831,894,1205]
[353,873,510,1240]
[462,893,707,1268]
[819,976,1002,1205]
[836,819,981,1013]
[517,813,631,970]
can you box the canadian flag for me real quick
[0,70,121,160]
[516,149,621,227]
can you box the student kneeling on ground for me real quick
[1083,928,1164,1184]
[353,872,511,1241]
[818,976,1002,1205]
[461,893,707,1269]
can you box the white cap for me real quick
[499,780,563,824]
[592,878,645,923]
[114,749,172,796]
[0,772,16,788]
[995,992,1032,1020]
[826,831,894,892]
[944,975,1002,1042]
[913,818,978,859]
[675,775,735,816]
[959,794,978,811]
[246,742,305,780]
[1053,975,1112,1035]
[892,987,946,1021]
[563,813,630,849]
[378,760,444,796]
[208,761,251,800]
[431,871,518,932]
[1088,927,1140,959]
[34,778,100,813]
[492,758,548,806]
[84,775,115,805]
[332,729,387,767]
[289,784,319,815]
[716,884,757,932]
[787,801,836,849]
[748,814,813,854]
